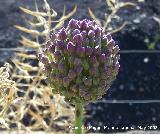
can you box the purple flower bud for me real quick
[39,19,120,103]
[92,20,97,25]
[88,30,95,38]
[68,56,74,65]
[53,51,61,61]
[74,65,83,75]
[106,33,112,42]
[81,30,87,38]
[98,53,106,63]
[41,55,49,64]
[107,39,115,50]
[63,45,68,54]
[89,66,97,76]
[106,69,112,76]
[89,38,94,46]
[67,42,75,54]
[114,61,120,69]
[116,54,120,60]
[73,58,81,66]
[72,29,80,36]
[83,77,92,86]
[68,69,77,79]
[89,56,97,63]
[113,45,120,55]
[93,45,101,55]
[63,77,71,87]
[94,27,102,36]
[112,62,120,75]
[87,25,94,31]
[50,33,57,42]
[85,46,93,56]
[73,34,83,45]
[83,38,89,46]
[58,62,65,73]
[56,74,63,84]
[48,45,55,53]
[76,46,85,57]
[99,65,107,73]
[68,19,78,29]
[55,40,64,51]
[80,20,88,30]
[95,37,101,46]
[58,28,67,40]
[102,36,108,45]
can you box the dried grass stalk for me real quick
[1,0,76,133]
[88,0,135,33]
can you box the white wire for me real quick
[94,100,160,104]
[0,48,160,53]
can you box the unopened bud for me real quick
[83,77,92,86]
[53,51,61,61]
[80,20,88,30]
[67,42,75,54]
[73,34,83,45]
[98,53,106,63]
[48,45,55,53]
[72,29,81,36]
[73,58,81,66]
[76,46,85,57]
[74,65,83,75]
[113,45,120,55]
[88,30,95,38]
[63,77,71,87]
[93,45,101,55]
[58,28,67,40]
[81,30,87,38]
[68,19,78,29]
[94,27,102,36]
[55,40,64,51]
[107,39,115,50]
[68,69,77,79]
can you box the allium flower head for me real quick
[38,19,120,104]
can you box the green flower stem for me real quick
[75,101,83,134]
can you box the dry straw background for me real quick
[0,0,76,133]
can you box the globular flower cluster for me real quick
[38,19,120,104]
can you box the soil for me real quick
[0,0,160,133]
